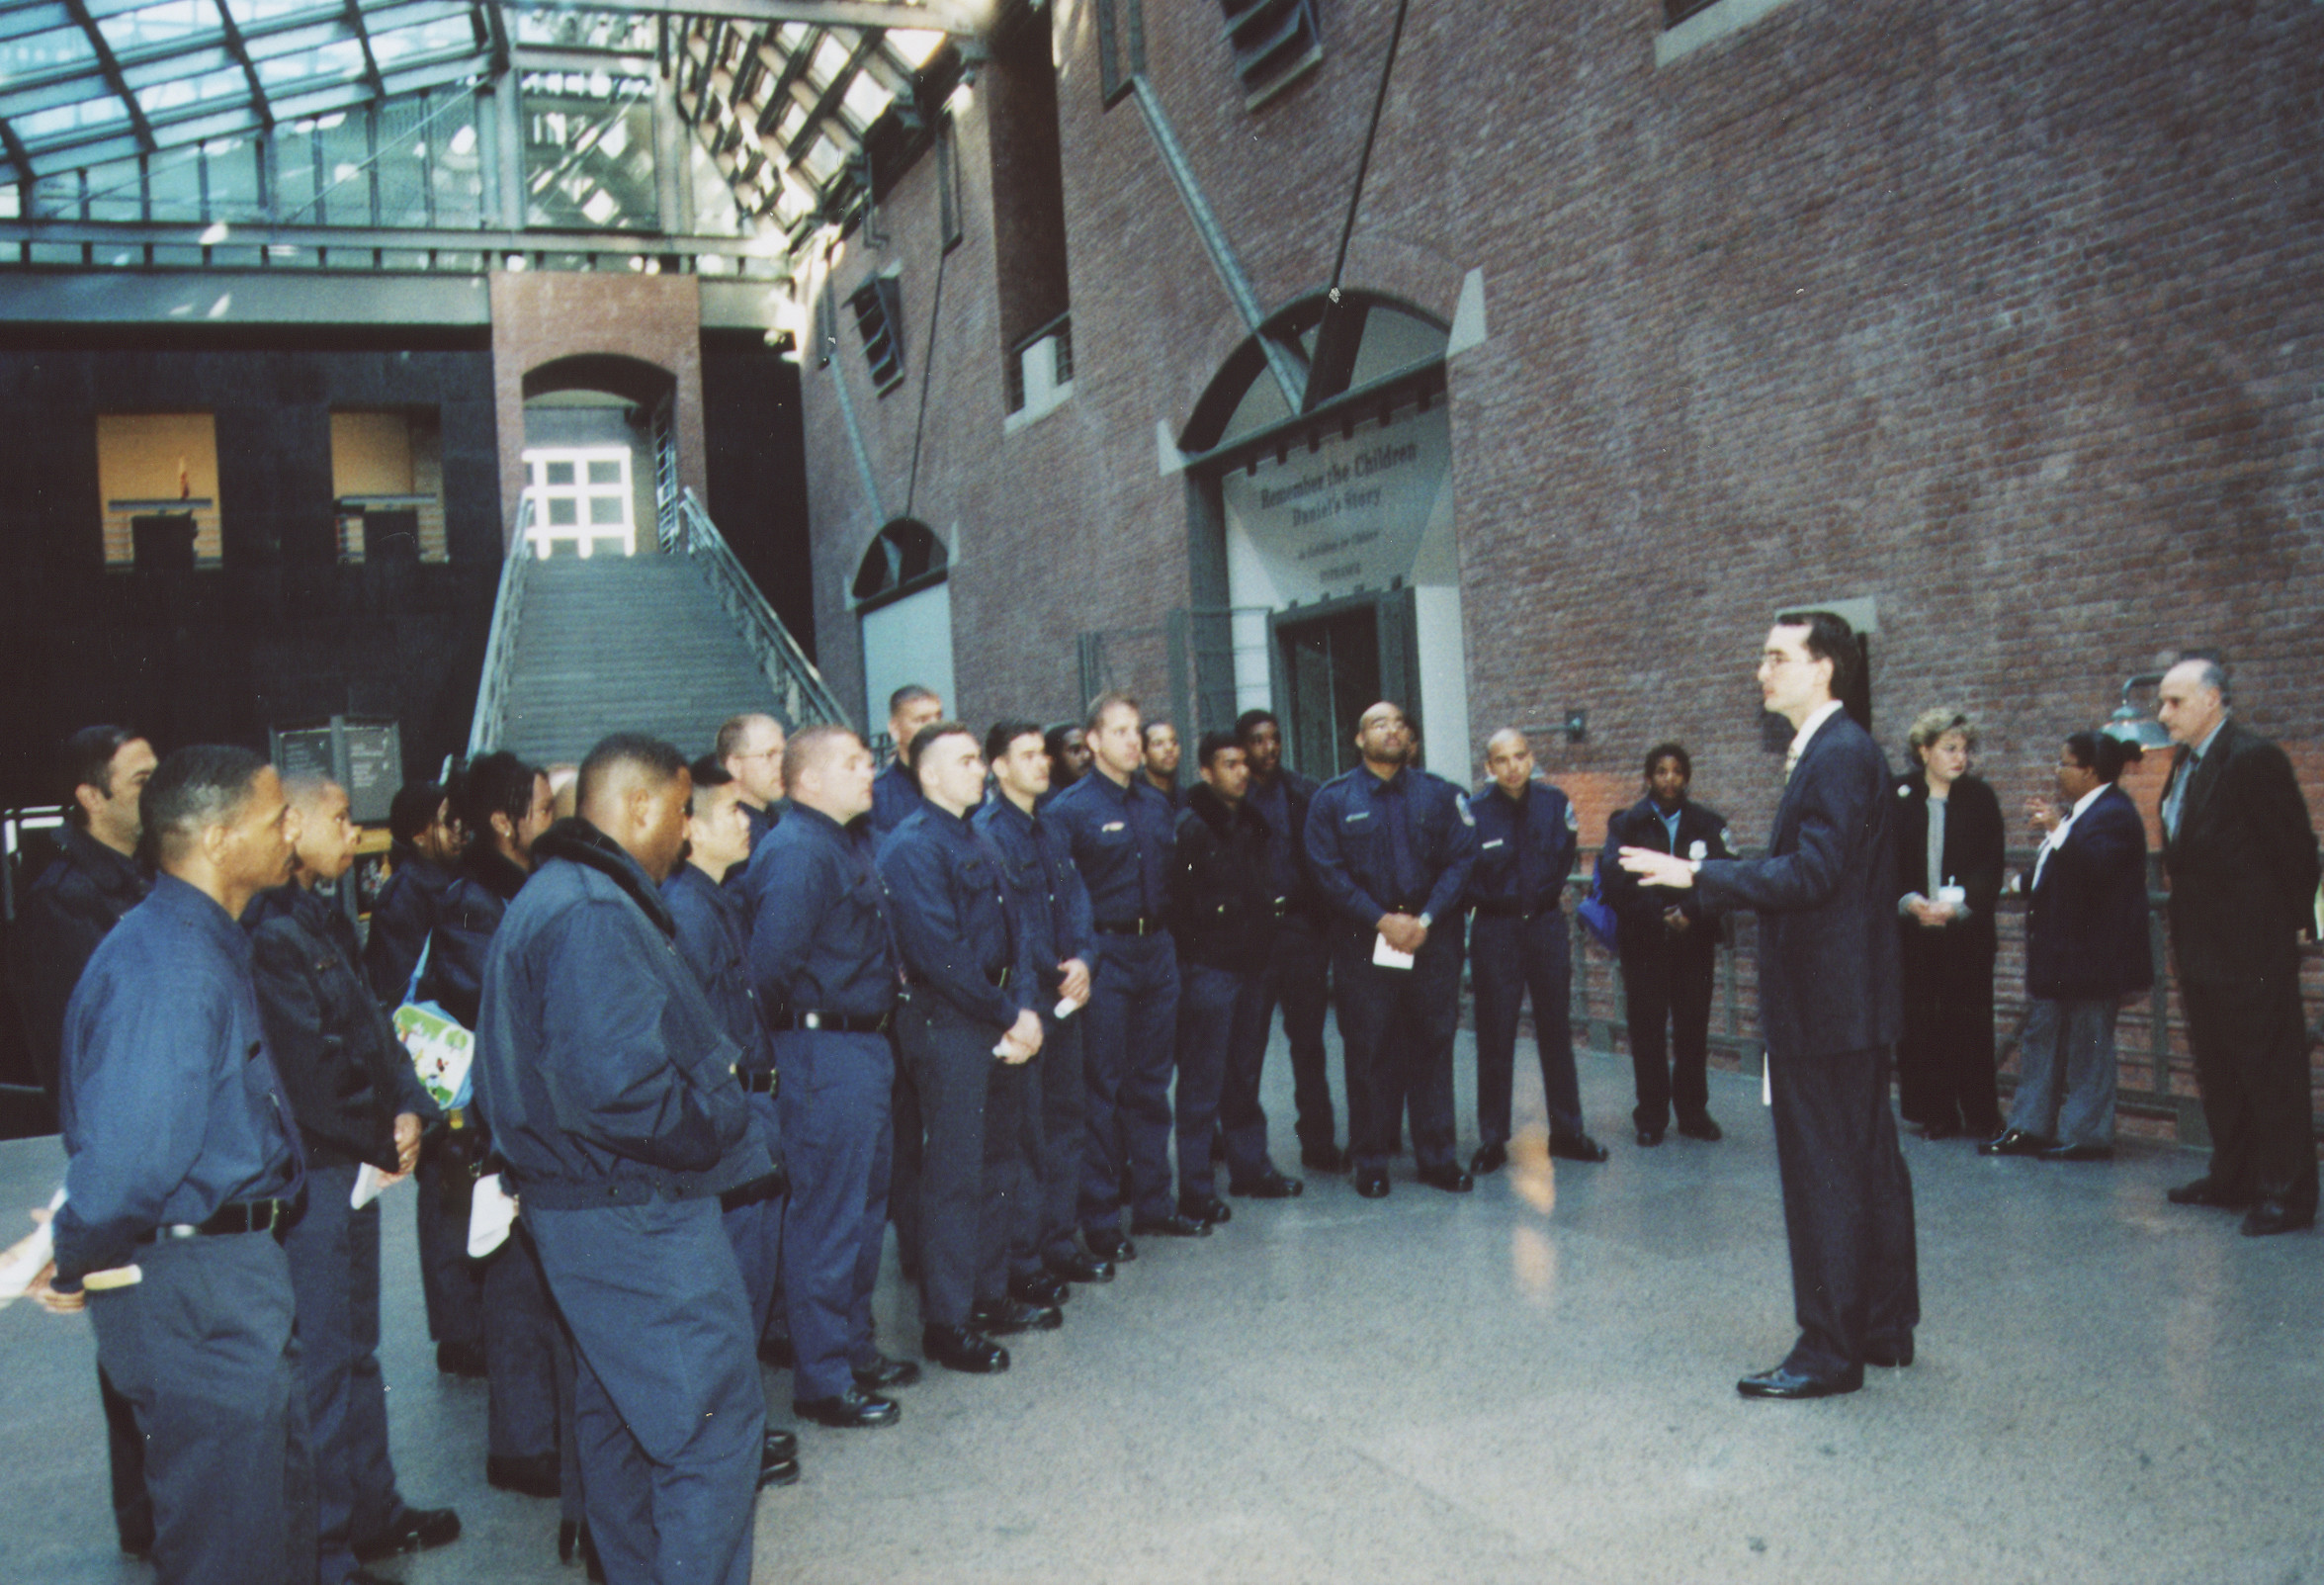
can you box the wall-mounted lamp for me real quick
[1564,709,1588,745]
[2101,673,2173,749]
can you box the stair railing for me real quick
[672,489,852,731]
[467,497,538,758]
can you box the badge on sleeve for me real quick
[1456,799,1475,827]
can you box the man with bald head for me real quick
[716,712,788,855]
[474,735,777,1585]
[2155,658,2322,1235]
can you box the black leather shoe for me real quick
[1470,1142,1507,1174]
[1085,1227,1139,1262]
[353,1505,462,1561]
[1179,1194,1233,1225]
[2241,1198,2316,1237]
[1636,1127,1665,1148]
[757,1335,796,1369]
[1229,1172,1304,1198]
[1737,1364,1862,1399]
[1549,1133,1608,1164]
[2168,1176,2254,1208]
[435,1340,487,1378]
[1009,1270,1072,1307]
[763,1428,799,1461]
[1130,1211,1213,1238]
[851,1353,922,1391]
[758,1432,801,1489]
[485,1453,559,1499]
[1862,1337,1915,1368]
[1046,1250,1116,1284]
[1300,1144,1349,1173]
[971,1297,1063,1334]
[1677,1114,1723,1142]
[793,1387,900,1428]
[2040,1143,2113,1162]
[1418,1163,1475,1193]
[1978,1128,2053,1158]
[922,1323,1010,1374]
[1354,1167,1391,1198]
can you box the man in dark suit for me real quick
[2154,659,2321,1236]
[1622,611,1918,1399]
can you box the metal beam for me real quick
[60,0,156,153]
[0,114,34,190]
[211,0,275,131]
[0,214,778,256]
[783,31,881,167]
[342,0,389,101]
[562,0,977,37]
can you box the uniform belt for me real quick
[739,1068,779,1096]
[778,1011,893,1034]
[136,1198,291,1242]
[1473,898,1555,920]
[1094,917,1164,935]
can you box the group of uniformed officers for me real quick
[17,685,1737,1585]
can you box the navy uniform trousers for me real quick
[1010,1006,1081,1275]
[1262,917,1336,1156]
[1175,961,1275,1197]
[483,1221,562,1467]
[723,1090,787,1349]
[528,1199,761,1585]
[413,1122,486,1356]
[89,1230,317,1585]
[1470,910,1586,1146]
[1080,932,1180,1230]
[1331,929,1463,1174]
[898,996,1025,1325]
[778,1028,895,1401]
[1619,930,1717,1134]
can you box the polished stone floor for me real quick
[3,1029,2320,1585]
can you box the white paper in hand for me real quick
[1372,932,1416,970]
[1054,997,1079,1021]
[349,1164,407,1210]
[468,1173,518,1258]
[0,1189,64,1308]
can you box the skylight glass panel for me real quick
[137,66,249,117]
[806,35,850,91]
[840,73,891,130]
[258,36,369,87]
[96,2,219,54]
[19,96,130,140]
[887,29,946,68]
[800,136,844,183]
[224,0,340,25]
[0,26,97,78]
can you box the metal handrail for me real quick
[673,489,851,731]
[466,498,537,758]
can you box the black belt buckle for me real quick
[140,1197,286,1243]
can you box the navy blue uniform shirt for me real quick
[1246,770,1318,908]
[52,875,303,1286]
[974,793,1095,985]
[415,846,528,1029]
[742,804,901,1021]
[879,805,1037,1030]
[1046,769,1178,925]
[662,862,775,1076]
[1304,765,1479,930]
[1466,779,1580,913]
[869,759,923,838]
[361,841,455,1007]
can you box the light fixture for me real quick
[2101,672,2173,749]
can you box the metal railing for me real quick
[466,498,537,758]
[670,489,851,732]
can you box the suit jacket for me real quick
[1695,711,1904,1060]
[1598,795,1730,958]
[2025,783,2153,1002]
[1891,773,2006,962]
[2160,719,2321,983]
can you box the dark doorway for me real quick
[1274,605,1380,781]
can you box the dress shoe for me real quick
[792,1386,900,1428]
[2040,1142,2113,1163]
[2167,1176,2254,1208]
[435,1340,487,1378]
[922,1323,1010,1374]
[1418,1163,1475,1193]
[1131,1210,1212,1238]
[485,1453,560,1499]
[1636,1127,1665,1148]
[851,1354,922,1391]
[757,1335,796,1369]
[352,1505,462,1561]
[1470,1142,1507,1174]
[1354,1167,1391,1198]
[1179,1194,1233,1225]
[1228,1172,1304,1198]
[1085,1227,1139,1262]
[1862,1337,1915,1368]
[971,1297,1063,1334]
[1676,1113,1723,1142]
[1737,1364,1862,1399]
[2240,1198,2316,1237]
[1300,1143,1349,1173]
[1978,1128,2053,1158]
[1009,1270,1072,1307]
[1046,1249,1116,1284]
[764,1428,799,1461]
[1548,1133,1608,1164]
[758,1433,801,1489]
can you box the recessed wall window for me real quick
[97,413,221,570]
[332,409,448,564]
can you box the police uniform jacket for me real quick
[361,840,456,1007]
[1246,768,1323,924]
[246,881,431,1173]
[1304,764,1479,936]
[415,844,528,1030]
[1465,779,1580,921]
[869,759,923,838]
[661,862,774,1077]
[1599,795,1731,953]
[743,804,900,1022]
[51,875,303,1289]
[7,824,149,1097]
[974,794,1095,990]
[473,820,771,1211]
[2024,783,2153,1002]
[1046,770,1179,928]
[1171,784,1278,971]
[878,805,1038,1032]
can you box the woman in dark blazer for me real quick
[1983,732,2152,1159]
[1892,707,2007,1140]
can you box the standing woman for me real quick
[1893,708,2007,1140]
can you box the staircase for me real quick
[469,492,847,768]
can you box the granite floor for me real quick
[3,1028,2319,1585]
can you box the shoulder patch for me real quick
[1457,799,1475,827]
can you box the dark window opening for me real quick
[853,517,948,609]
[1219,0,1324,109]
[1665,0,1725,26]
[1094,0,1145,107]
[847,276,907,396]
